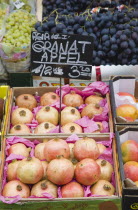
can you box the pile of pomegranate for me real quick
[2,136,115,199]
[10,82,109,134]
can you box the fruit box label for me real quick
[13,0,25,9]
[31,32,94,80]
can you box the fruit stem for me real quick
[16,185,22,191]
[15,125,21,130]
[45,106,50,112]
[103,184,111,191]
[19,110,26,116]
[24,95,28,100]
[71,109,75,114]
[27,156,32,161]
[101,160,107,166]
[70,126,75,132]
[70,91,76,94]
[41,182,47,190]
[95,104,100,109]
[52,95,56,99]
[44,123,49,129]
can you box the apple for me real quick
[116,104,137,121]
[121,140,138,163]
[124,161,138,182]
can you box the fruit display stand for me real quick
[0,134,122,209]
[109,75,138,125]
[115,127,138,210]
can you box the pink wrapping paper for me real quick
[82,81,109,96]
[0,195,21,204]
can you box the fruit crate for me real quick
[0,134,122,209]
[5,84,114,137]
[115,127,138,210]
[0,85,10,144]
[109,75,138,125]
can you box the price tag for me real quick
[13,0,25,9]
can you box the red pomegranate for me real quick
[74,137,100,161]
[16,94,37,111]
[31,179,58,197]
[40,92,60,106]
[7,160,21,181]
[62,122,82,134]
[11,108,33,125]
[61,107,81,126]
[34,122,56,134]
[8,143,31,157]
[44,138,70,162]
[63,91,84,107]
[10,124,31,134]
[2,180,30,198]
[81,104,103,119]
[17,157,44,184]
[61,181,84,198]
[85,95,103,105]
[75,158,101,185]
[47,156,74,185]
[34,142,47,160]
[36,106,59,125]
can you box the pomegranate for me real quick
[85,95,103,105]
[47,156,74,185]
[75,158,101,185]
[90,180,115,196]
[81,104,103,119]
[93,122,103,133]
[11,108,33,125]
[74,137,100,161]
[68,143,75,160]
[40,92,59,106]
[2,180,30,198]
[97,144,106,155]
[63,91,84,107]
[7,160,21,181]
[34,122,56,134]
[44,138,70,162]
[15,94,37,111]
[62,122,82,134]
[10,124,31,135]
[96,159,113,182]
[61,107,81,126]
[17,157,44,184]
[41,161,48,179]
[8,143,31,157]
[61,181,84,198]
[36,106,59,125]
[34,142,47,160]
[31,180,58,197]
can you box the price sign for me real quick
[13,0,25,9]
[31,32,94,80]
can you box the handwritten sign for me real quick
[31,32,93,80]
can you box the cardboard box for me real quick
[115,127,138,210]
[0,134,122,209]
[109,75,138,125]
[5,86,113,137]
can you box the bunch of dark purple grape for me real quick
[36,6,138,65]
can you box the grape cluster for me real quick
[35,6,138,65]
[42,0,138,18]
[2,10,36,47]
